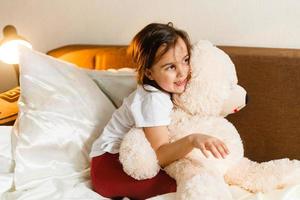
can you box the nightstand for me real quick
[0,86,19,125]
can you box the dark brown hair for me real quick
[127,22,192,90]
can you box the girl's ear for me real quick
[145,68,154,80]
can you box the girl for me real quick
[90,22,229,200]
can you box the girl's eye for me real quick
[184,57,190,64]
[166,65,175,70]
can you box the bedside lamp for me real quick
[0,25,31,125]
[0,25,32,85]
[0,25,32,65]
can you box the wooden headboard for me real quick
[47,44,300,162]
[47,44,137,70]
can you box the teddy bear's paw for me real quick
[176,173,233,200]
[258,158,300,192]
[119,128,160,180]
[225,157,300,193]
[281,159,300,187]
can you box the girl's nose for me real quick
[176,65,185,77]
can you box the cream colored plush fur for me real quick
[119,41,300,200]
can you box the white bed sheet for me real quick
[1,126,300,200]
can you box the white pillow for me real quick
[13,47,115,190]
[84,68,137,108]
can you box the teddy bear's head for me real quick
[178,40,247,117]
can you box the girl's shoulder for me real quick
[131,85,173,127]
[137,84,171,102]
[131,84,172,109]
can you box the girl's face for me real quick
[145,37,191,94]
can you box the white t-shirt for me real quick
[90,84,173,157]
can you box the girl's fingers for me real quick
[199,143,210,158]
[222,143,230,154]
[206,143,222,159]
[197,138,230,159]
[214,142,227,159]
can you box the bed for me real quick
[0,43,300,200]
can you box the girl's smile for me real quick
[174,77,188,88]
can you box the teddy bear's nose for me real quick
[246,94,249,105]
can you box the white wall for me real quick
[1,0,300,53]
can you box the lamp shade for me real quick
[0,25,32,64]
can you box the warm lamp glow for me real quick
[0,39,32,64]
[0,25,32,64]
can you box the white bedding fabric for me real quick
[1,126,300,200]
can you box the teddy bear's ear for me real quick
[193,40,213,49]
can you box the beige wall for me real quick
[1,0,300,53]
[0,0,300,92]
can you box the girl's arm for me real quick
[143,126,229,168]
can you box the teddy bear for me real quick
[119,41,300,200]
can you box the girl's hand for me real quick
[189,133,230,159]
